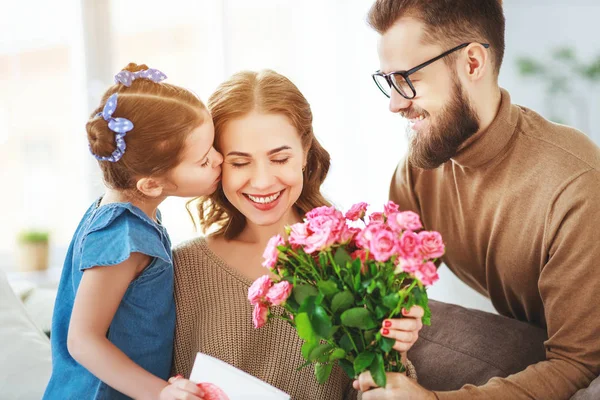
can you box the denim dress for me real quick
[43,199,176,400]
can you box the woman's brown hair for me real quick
[191,70,331,239]
[87,62,207,194]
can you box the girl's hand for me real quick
[160,375,205,400]
[380,306,424,352]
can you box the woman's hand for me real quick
[160,375,205,400]
[380,306,424,352]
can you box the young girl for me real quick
[172,70,420,399]
[43,63,222,400]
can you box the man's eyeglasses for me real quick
[372,42,490,99]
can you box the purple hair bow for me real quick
[114,68,167,87]
[90,93,133,162]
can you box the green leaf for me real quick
[422,303,432,326]
[364,330,375,345]
[309,343,334,362]
[341,307,378,329]
[351,258,362,275]
[334,247,352,266]
[329,348,346,362]
[315,362,334,384]
[338,359,355,379]
[379,336,395,353]
[285,294,300,312]
[353,351,375,374]
[317,280,339,297]
[370,353,386,388]
[516,57,545,76]
[339,333,354,353]
[294,284,319,306]
[301,341,318,360]
[383,293,400,309]
[353,272,361,291]
[367,279,377,294]
[331,290,354,313]
[375,305,388,320]
[296,359,313,371]
[312,305,334,339]
[296,313,317,342]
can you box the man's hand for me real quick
[353,371,436,400]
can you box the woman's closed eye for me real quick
[229,158,289,168]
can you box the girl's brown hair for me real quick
[87,63,207,193]
[191,70,331,239]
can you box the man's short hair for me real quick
[368,0,506,75]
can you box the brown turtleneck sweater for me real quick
[390,89,600,399]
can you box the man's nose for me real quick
[389,89,412,113]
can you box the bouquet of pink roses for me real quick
[248,201,444,387]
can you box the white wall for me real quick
[2,0,599,314]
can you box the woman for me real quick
[172,70,421,399]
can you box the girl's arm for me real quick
[67,252,203,400]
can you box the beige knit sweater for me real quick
[172,237,359,400]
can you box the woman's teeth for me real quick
[247,191,282,204]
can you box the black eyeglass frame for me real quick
[372,42,490,99]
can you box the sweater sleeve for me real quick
[435,169,600,399]
[171,242,201,378]
[389,157,421,214]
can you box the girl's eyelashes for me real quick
[200,158,210,167]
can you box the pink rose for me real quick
[262,235,285,269]
[306,206,346,244]
[369,212,384,224]
[266,281,293,306]
[345,202,368,221]
[383,201,400,216]
[368,226,397,262]
[395,257,422,274]
[289,222,309,248]
[300,206,347,253]
[415,261,439,287]
[248,275,273,305]
[302,228,332,254]
[397,230,421,259]
[339,225,360,244]
[388,211,423,232]
[355,223,379,249]
[418,231,445,259]
[252,303,269,328]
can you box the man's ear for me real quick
[463,43,489,81]
[136,177,164,198]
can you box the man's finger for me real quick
[362,388,389,400]
[357,371,379,392]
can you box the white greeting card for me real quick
[189,353,291,400]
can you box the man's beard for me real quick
[407,80,480,170]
